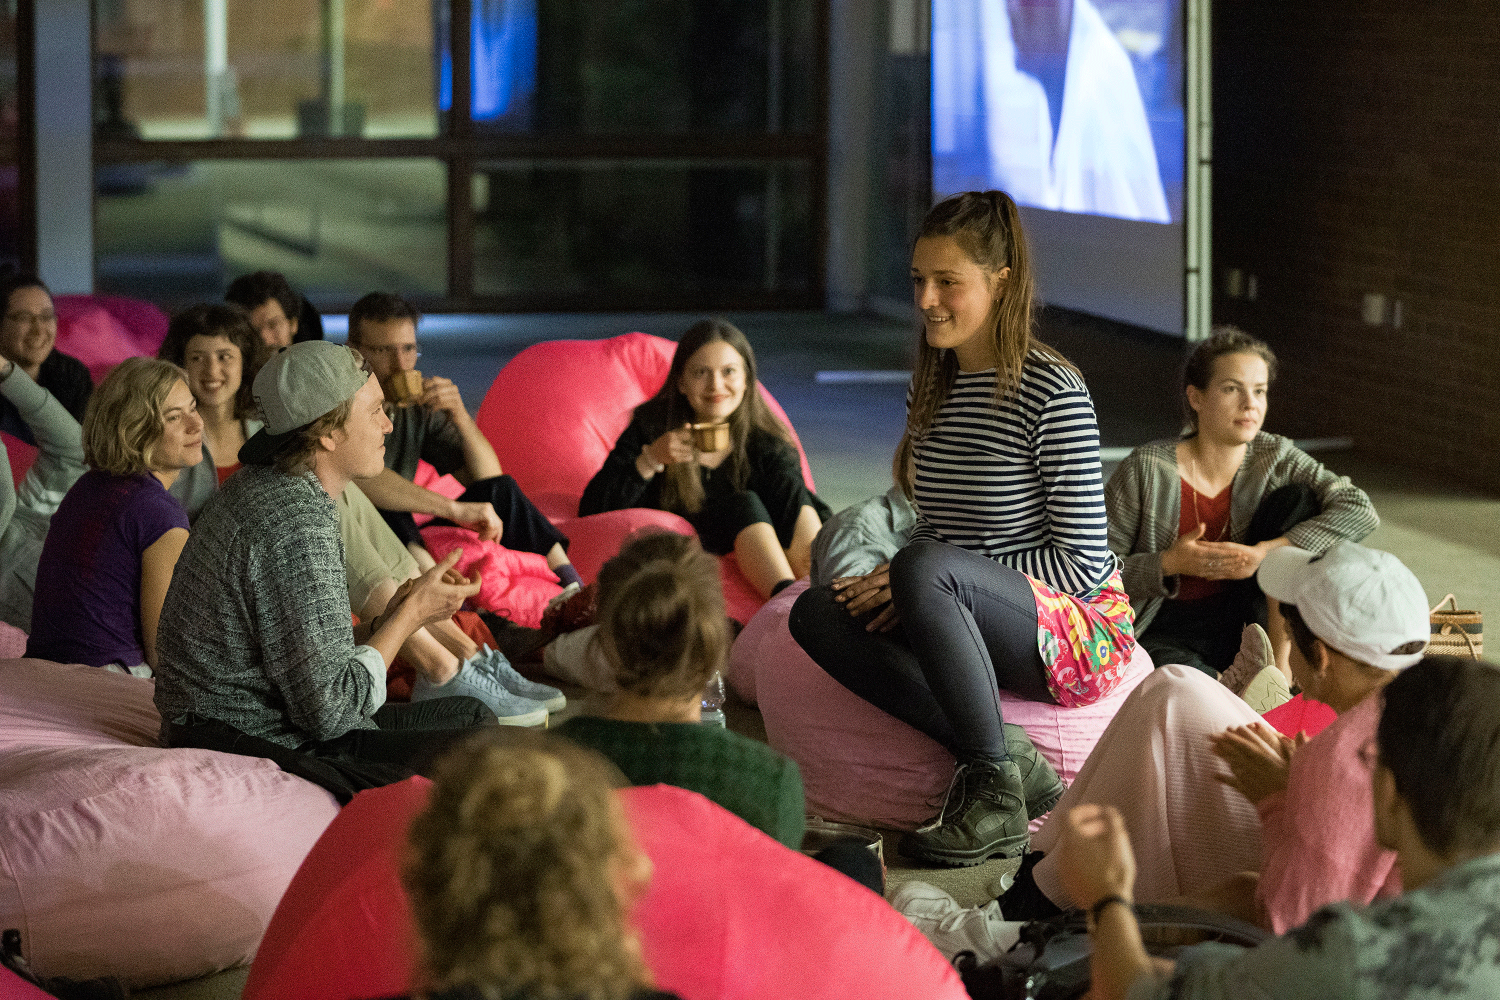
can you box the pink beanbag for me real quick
[0,965,55,1000]
[53,295,169,386]
[474,333,816,623]
[1263,692,1337,741]
[3,430,37,490]
[741,582,1155,830]
[0,658,340,989]
[244,780,964,1000]
[0,621,24,658]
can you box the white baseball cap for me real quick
[1257,540,1429,671]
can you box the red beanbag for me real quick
[53,295,169,386]
[1263,692,1337,740]
[3,430,37,490]
[244,781,966,1000]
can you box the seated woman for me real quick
[1106,326,1377,684]
[398,731,679,1000]
[0,355,87,631]
[579,319,830,598]
[556,530,805,849]
[790,191,1136,867]
[157,303,265,519]
[25,358,201,674]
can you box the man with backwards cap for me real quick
[153,342,515,793]
[898,540,1431,957]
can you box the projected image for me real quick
[933,0,1183,224]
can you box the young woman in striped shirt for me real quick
[790,191,1136,865]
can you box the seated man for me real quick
[344,291,581,592]
[0,355,87,631]
[154,342,505,799]
[0,273,91,444]
[225,269,322,349]
[1056,653,1500,999]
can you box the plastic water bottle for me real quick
[700,670,727,727]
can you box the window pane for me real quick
[471,160,813,301]
[444,0,818,134]
[96,159,447,302]
[94,1,442,140]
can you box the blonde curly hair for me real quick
[404,732,649,1000]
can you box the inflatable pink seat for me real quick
[0,658,339,989]
[3,430,38,490]
[474,332,817,623]
[732,582,1155,831]
[245,778,964,1000]
[53,295,170,386]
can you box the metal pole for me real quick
[1184,0,1212,341]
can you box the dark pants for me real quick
[789,539,1051,764]
[380,473,569,558]
[167,697,496,805]
[1139,484,1321,676]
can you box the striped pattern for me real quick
[909,361,1116,595]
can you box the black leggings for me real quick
[789,539,1051,764]
[1139,484,1321,675]
[380,473,569,557]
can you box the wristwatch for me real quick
[1087,894,1132,931]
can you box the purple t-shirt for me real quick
[26,470,189,668]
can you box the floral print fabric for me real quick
[1028,568,1136,707]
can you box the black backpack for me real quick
[955,903,1270,1000]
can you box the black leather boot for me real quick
[899,758,1030,866]
[1002,723,1066,820]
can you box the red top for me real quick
[1176,478,1231,601]
[216,462,241,485]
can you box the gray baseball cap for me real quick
[240,341,370,465]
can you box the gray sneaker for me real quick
[473,644,566,712]
[891,880,1022,962]
[413,658,548,727]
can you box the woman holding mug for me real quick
[580,319,829,598]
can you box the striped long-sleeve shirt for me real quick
[909,361,1116,595]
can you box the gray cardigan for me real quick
[0,367,87,631]
[1105,432,1379,635]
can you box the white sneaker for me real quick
[890,880,1023,962]
[1219,623,1274,696]
[546,581,583,614]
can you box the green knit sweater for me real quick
[557,716,806,849]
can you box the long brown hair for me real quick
[1179,324,1278,436]
[892,191,1076,500]
[637,318,792,515]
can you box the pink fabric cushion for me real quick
[52,296,168,386]
[0,621,25,659]
[1263,691,1337,741]
[473,333,815,622]
[0,965,55,999]
[0,658,340,989]
[419,525,562,627]
[409,459,467,527]
[3,430,37,490]
[745,582,1155,830]
[245,780,964,1000]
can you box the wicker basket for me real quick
[1430,594,1482,659]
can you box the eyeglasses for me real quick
[361,343,421,361]
[5,311,57,328]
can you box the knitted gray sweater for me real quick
[154,464,386,748]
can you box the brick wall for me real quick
[1211,4,1500,489]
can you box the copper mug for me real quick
[690,421,730,452]
[386,370,424,407]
